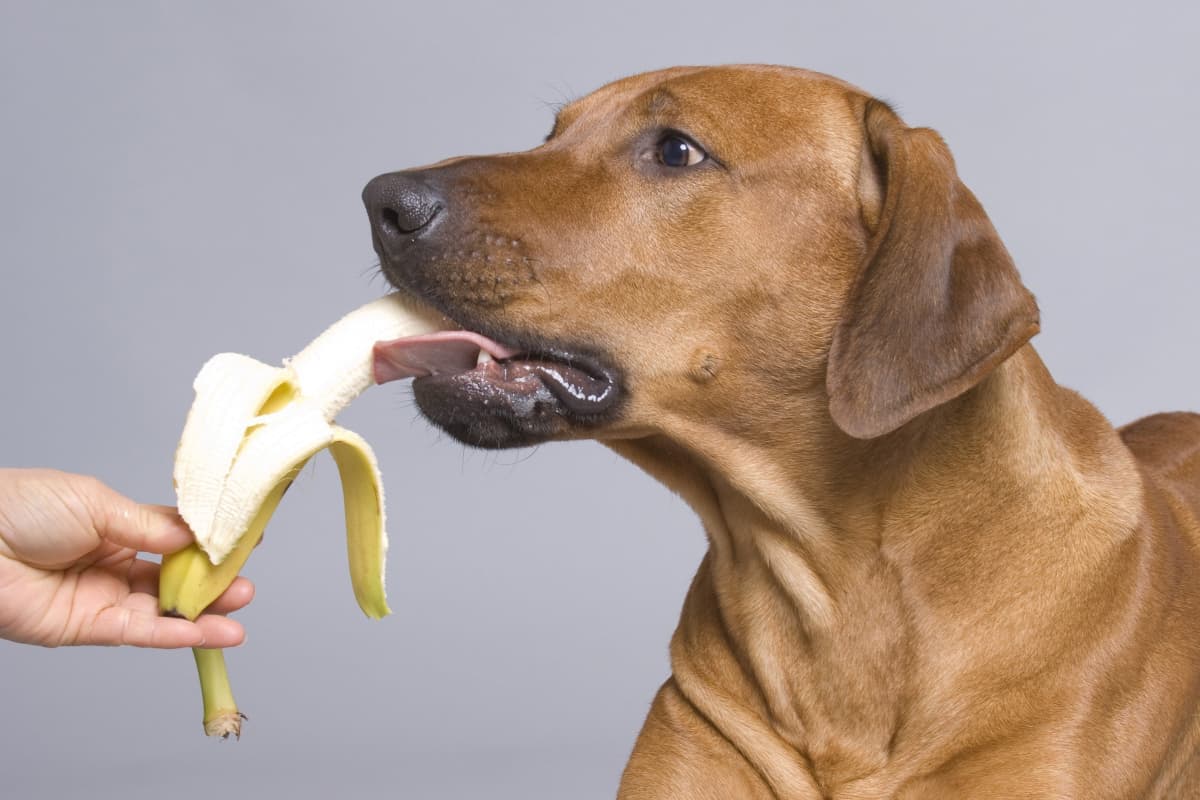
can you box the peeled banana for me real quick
[160,292,451,738]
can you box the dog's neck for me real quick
[609,345,1144,789]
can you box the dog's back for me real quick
[1122,413,1200,573]
[1117,412,1200,797]
[1121,412,1200,516]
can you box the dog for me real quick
[363,65,1200,798]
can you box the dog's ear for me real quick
[826,101,1040,439]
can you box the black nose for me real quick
[362,172,444,253]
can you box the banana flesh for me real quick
[173,293,450,566]
[159,292,451,737]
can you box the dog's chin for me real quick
[412,371,571,448]
[412,358,620,448]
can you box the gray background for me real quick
[1,1,1197,798]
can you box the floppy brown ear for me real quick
[826,100,1040,439]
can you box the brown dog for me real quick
[364,65,1200,798]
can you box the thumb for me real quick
[86,482,195,555]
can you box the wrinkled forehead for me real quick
[551,65,870,164]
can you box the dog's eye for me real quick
[657,134,706,168]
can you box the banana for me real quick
[159,292,452,738]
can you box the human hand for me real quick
[0,468,252,647]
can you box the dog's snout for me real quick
[363,172,444,251]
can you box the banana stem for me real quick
[192,647,245,739]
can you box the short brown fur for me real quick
[395,66,1200,798]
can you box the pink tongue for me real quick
[372,331,520,384]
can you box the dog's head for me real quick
[365,65,1039,450]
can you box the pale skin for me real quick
[0,468,252,648]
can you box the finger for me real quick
[74,605,247,648]
[205,577,256,615]
[77,606,203,648]
[127,558,161,596]
[192,614,246,648]
[143,503,183,518]
[87,486,195,555]
[120,590,163,618]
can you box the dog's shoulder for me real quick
[1119,411,1200,489]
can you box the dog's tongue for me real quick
[372,331,519,384]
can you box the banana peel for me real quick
[160,293,451,737]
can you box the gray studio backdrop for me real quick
[1,2,1196,798]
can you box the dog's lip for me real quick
[372,327,619,416]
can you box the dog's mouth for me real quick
[373,330,618,415]
[372,325,620,448]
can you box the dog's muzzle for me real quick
[359,166,623,449]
